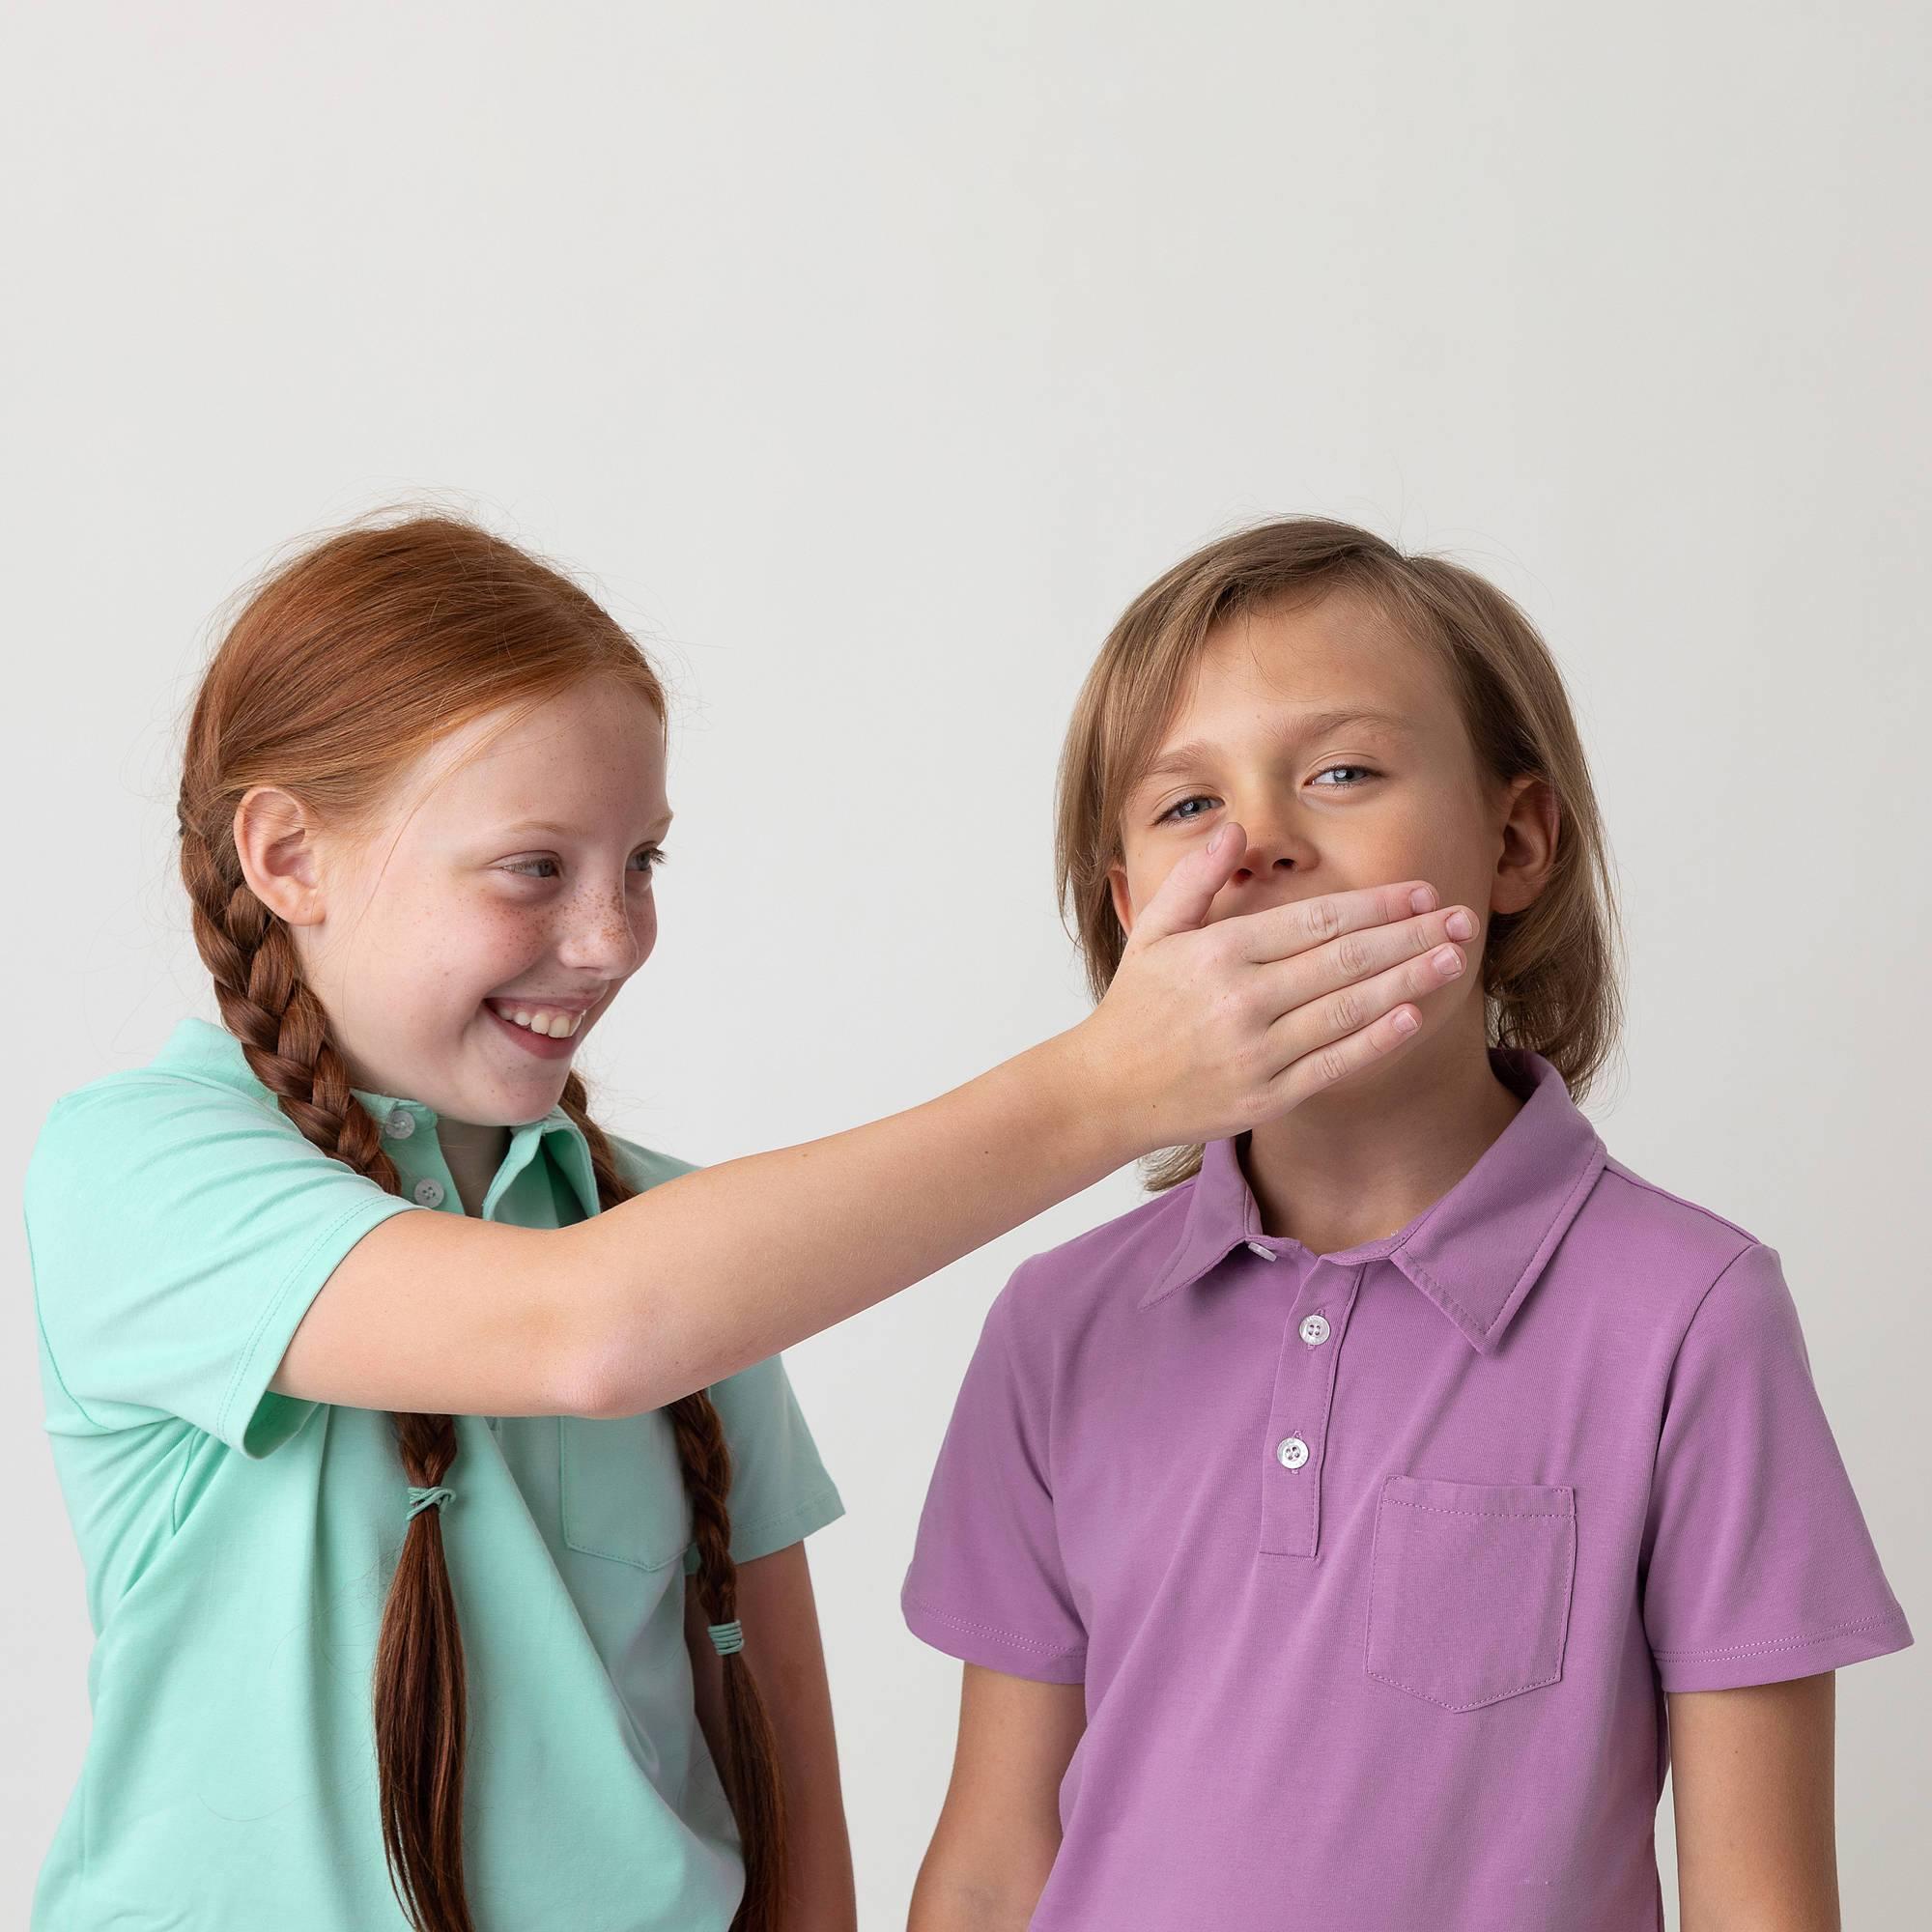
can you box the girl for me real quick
[902,517,1915,1931]
[21,513,1479,1932]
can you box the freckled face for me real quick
[1109,591,1507,1004]
[294,677,670,1125]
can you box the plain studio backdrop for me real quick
[3,4,1927,1924]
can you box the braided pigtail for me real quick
[172,507,684,1929]
[178,804,476,1932]
[561,1072,792,1932]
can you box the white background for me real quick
[4,4,1927,1924]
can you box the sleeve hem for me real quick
[901,1586,1087,1683]
[727,1479,847,1565]
[1655,1607,1915,1691]
[222,1191,422,1459]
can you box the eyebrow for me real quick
[1134,708,1413,789]
[497,813,675,839]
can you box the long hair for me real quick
[1053,516,1626,1192]
[175,511,788,1931]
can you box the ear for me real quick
[233,785,326,926]
[1491,775,1560,917]
[1106,860,1134,940]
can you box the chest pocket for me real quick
[1365,1472,1576,1712]
[557,1411,693,1573]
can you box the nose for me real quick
[554,878,652,979]
[1227,811,1309,885]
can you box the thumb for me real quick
[1124,822,1244,947]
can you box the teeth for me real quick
[493,1002,582,1038]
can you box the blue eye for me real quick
[1155,768,1378,824]
[1159,797,1218,822]
[500,847,668,882]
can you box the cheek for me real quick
[1116,857,1165,926]
[452,895,558,994]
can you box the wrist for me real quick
[1029,1014,1149,1174]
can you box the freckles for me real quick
[477,896,552,953]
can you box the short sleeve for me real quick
[23,1076,418,1460]
[700,1353,846,1566]
[605,1133,845,1569]
[1640,1239,1914,1691]
[900,1265,1087,1682]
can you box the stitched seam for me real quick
[902,1590,1086,1659]
[559,1415,685,1569]
[1366,1662,1565,1709]
[1365,1485,1578,1710]
[25,1214,104,1431]
[1406,1144,1604,1338]
[1654,1614,1906,1662]
[217,1194,414,1444]
[721,1481,845,1552]
[1383,1500,1570,1520]
[1600,1161,1759,1245]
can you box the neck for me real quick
[1239,1011,1527,1257]
[433,1116,514,1217]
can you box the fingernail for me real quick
[1446,910,1476,940]
[1208,827,1228,856]
[1409,887,1435,913]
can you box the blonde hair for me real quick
[1053,516,1626,1193]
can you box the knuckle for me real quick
[1306,895,1344,943]
[1315,1041,1350,1088]
[1333,931,1373,980]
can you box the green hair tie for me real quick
[707,1619,745,1656]
[406,1485,454,1521]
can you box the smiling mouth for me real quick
[484,998,585,1039]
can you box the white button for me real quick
[384,1108,415,1140]
[1275,1435,1309,1469]
[1299,1313,1331,1347]
[1245,1240,1274,1259]
[412,1178,445,1208]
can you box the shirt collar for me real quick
[1135,1045,1606,1354]
[349,1084,603,1223]
[155,1017,605,1220]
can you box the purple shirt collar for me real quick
[1138,1044,1607,1353]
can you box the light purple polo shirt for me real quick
[902,1045,1913,1931]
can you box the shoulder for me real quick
[1577,1151,1769,1329]
[989,1179,1195,1352]
[27,1024,298,1199]
[34,1017,279,1131]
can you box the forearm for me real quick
[756,1604,854,1931]
[691,1548,856,1930]
[908,1856,1047,1932]
[569,1025,1137,1413]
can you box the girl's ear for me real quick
[233,785,326,926]
[1106,861,1134,940]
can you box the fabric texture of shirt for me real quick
[901,1044,1912,1931]
[24,1014,844,1932]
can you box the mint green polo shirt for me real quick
[22,1015,845,1931]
